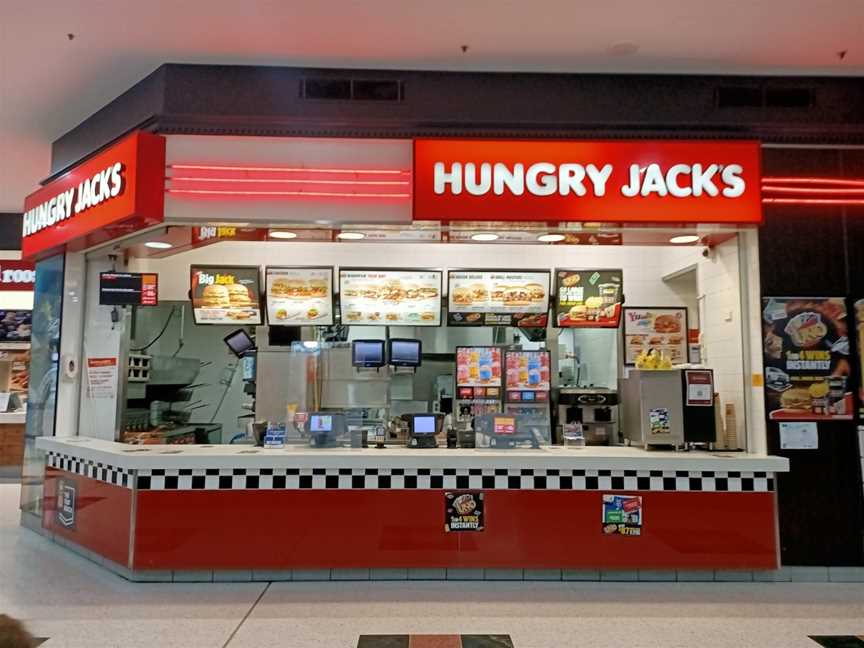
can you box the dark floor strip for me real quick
[809,637,864,648]
[357,635,514,648]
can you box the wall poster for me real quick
[444,491,485,532]
[762,297,852,421]
[622,307,688,365]
[554,269,623,328]
[602,494,642,536]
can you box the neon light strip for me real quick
[762,177,864,188]
[169,176,409,186]
[169,164,410,175]
[762,197,864,205]
[166,188,410,198]
[762,186,864,195]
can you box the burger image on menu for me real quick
[338,269,442,326]
[266,267,334,326]
[191,266,262,325]
[555,269,623,328]
[448,270,550,327]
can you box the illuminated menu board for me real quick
[266,267,334,326]
[339,269,442,326]
[190,265,262,325]
[448,270,550,327]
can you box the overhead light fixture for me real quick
[669,235,700,244]
[537,233,566,243]
[471,233,499,241]
[269,230,297,239]
[144,241,173,249]
[337,231,365,240]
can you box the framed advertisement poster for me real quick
[190,265,262,325]
[504,350,551,391]
[338,268,442,326]
[855,298,864,418]
[622,307,688,365]
[455,346,503,388]
[762,297,852,421]
[447,269,550,327]
[554,268,623,328]
[265,267,334,326]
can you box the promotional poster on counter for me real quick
[265,267,334,326]
[762,297,852,421]
[555,269,623,328]
[190,266,262,325]
[622,307,688,365]
[602,494,642,536]
[444,491,485,532]
[448,270,550,327]
[339,269,442,326]
[855,299,864,418]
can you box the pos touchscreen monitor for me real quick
[352,340,385,368]
[388,338,422,367]
[412,415,437,436]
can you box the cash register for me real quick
[405,413,443,449]
[304,412,348,447]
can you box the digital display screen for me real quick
[389,339,421,367]
[494,416,516,435]
[223,329,255,357]
[190,265,262,325]
[99,272,158,306]
[413,415,436,435]
[339,269,442,326]
[352,340,385,367]
[522,391,535,401]
[310,415,333,433]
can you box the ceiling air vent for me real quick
[765,88,813,108]
[716,86,762,108]
[301,78,404,102]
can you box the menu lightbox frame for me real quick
[338,267,444,327]
[264,266,335,327]
[446,268,551,327]
[552,268,624,329]
[622,306,689,366]
[189,264,263,326]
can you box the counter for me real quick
[35,436,789,579]
[0,409,26,475]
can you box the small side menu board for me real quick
[266,267,334,326]
[448,270,550,327]
[623,307,688,365]
[190,265,262,325]
[554,269,622,328]
[99,272,158,306]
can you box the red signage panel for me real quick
[0,260,35,290]
[22,131,166,260]
[413,139,762,224]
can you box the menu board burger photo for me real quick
[448,270,550,327]
[190,265,262,325]
[339,269,442,326]
[623,307,688,365]
[266,267,334,326]
[555,269,623,328]
[762,297,852,421]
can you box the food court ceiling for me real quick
[1,0,862,213]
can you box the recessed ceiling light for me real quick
[144,241,173,249]
[337,231,365,240]
[269,230,297,239]
[669,235,701,244]
[537,233,566,243]
[471,233,499,241]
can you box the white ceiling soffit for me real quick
[1,0,863,212]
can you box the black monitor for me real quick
[352,340,385,368]
[388,338,422,367]
[99,272,159,306]
[309,413,334,434]
[223,329,255,357]
[411,414,437,436]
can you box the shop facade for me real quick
[17,65,864,579]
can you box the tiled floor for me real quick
[2,484,863,647]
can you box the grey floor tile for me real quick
[407,568,446,580]
[638,570,676,581]
[786,566,829,582]
[601,569,639,581]
[753,569,793,582]
[252,569,292,582]
[446,568,484,580]
[523,569,562,581]
[331,568,370,581]
[828,567,864,582]
[563,569,600,581]
[370,568,408,581]
[213,570,253,582]
[173,570,213,582]
[484,569,523,581]
[714,570,754,582]
[128,569,173,582]
[676,570,715,582]
[292,569,332,581]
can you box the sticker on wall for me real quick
[648,407,671,436]
[57,478,77,529]
[445,491,484,532]
[602,494,642,536]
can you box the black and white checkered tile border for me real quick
[46,452,133,488]
[46,452,774,493]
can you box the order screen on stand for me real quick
[413,416,436,435]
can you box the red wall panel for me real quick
[133,489,778,571]
[42,467,132,567]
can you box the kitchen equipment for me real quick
[557,386,619,446]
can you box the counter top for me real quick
[0,411,26,424]
[38,436,789,474]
